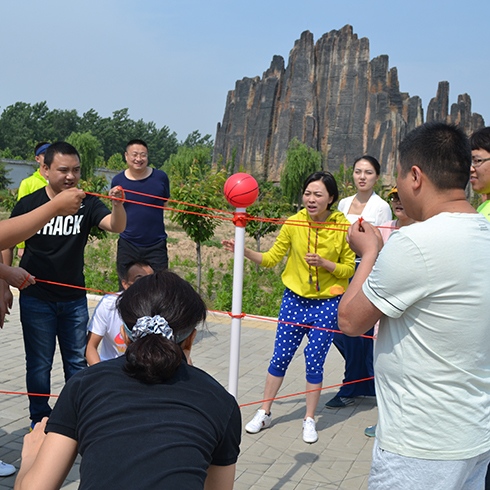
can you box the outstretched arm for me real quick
[221,239,263,265]
[0,188,85,252]
[98,186,126,233]
[338,220,383,336]
[14,418,77,490]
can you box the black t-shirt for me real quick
[46,356,241,490]
[11,188,111,302]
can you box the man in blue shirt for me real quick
[112,139,170,281]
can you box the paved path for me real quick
[0,294,377,489]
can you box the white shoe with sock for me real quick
[245,409,272,434]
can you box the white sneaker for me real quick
[245,409,272,434]
[0,461,15,477]
[303,417,318,443]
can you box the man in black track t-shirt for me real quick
[1,142,126,426]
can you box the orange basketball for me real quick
[224,173,259,208]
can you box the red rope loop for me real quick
[228,312,246,319]
[232,212,251,228]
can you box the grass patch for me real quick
[84,238,118,293]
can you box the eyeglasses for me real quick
[129,152,148,159]
[389,194,400,202]
[471,157,490,168]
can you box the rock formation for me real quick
[213,25,484,181]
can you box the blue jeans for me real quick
[20,294,89,423]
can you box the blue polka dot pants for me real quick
[268,288,340,384]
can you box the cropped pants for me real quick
[268,288,340,384]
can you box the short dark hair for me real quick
[470,127,490,153]
[398,122,471,190]
[43,142,80,168]
[302,171,339,209]
[126,139,148,151]
[353,155,381,176]
[118,259,152,283]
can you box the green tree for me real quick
[0,162,13,190]
[66,131,103,180]
[105,153,126,170]
[168,147,227,293]
[78,175,109,240]
[181,130,213,149]
[245,182,291,271]
[281,138,322,211]
[164,145,212,180]
[333,164,355,204]
[0,102,181,171]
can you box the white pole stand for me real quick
[228,207,247,398]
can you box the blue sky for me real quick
[0,0,487,142]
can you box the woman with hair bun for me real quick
[15,271,241,490]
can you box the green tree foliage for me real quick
[0,162,13,191]
[66,131,103,180]
[333,164,355,204]
[281,138,322,211]
[78,175,109,240]
[245,182,291,270]
[168,147,227,293]
[106,153,126,170]
[0,102,179,169]
[181,130,213,149]
[164,145,212,180]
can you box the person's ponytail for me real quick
[117,271,207,384]
[123,334,182,383]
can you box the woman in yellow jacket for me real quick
[222,171,355,443]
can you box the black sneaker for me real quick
[325,395,354,409]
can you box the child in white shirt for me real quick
[86,261,153,365]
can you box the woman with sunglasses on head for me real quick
[222,171,355,444]
[15,271,241,490]
[326,155,392,409]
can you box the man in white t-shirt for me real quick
[338,122,490,490]
[85,261,153,365]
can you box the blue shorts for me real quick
[268,288,340,384]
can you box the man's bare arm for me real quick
[338,220,383,336]
[0,188,85,251]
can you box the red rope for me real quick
[19,274,31,290]
[26,280,375,339]
[209,310,376,340]
[121,188,235,215]
[84,189,399,232]
[238,377,375,408]
[7,190,383,405]
[0,377,375,404]
[35,279,117,296]
[0,390,59,398]
[84,192,233,222]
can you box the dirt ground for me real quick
[166,219,279,271]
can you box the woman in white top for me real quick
[338,155,392,226]
[326,155,391,409]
